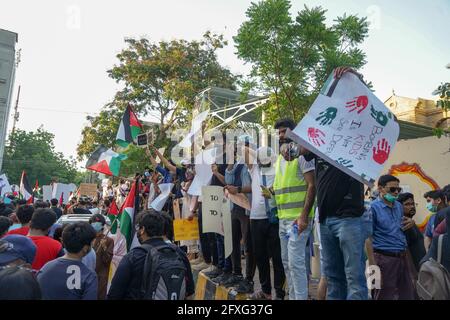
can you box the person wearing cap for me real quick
[246,145,286,300]
[89,213,114,300]
[274,119,316,300]
[0,234,37,268]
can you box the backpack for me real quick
[140,243,187,300]
[416,235,450,300]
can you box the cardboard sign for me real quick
[173,218,200,241]
[201,186,224,235]
[79,183,98,198]
[287,71,400,187]
[52,183,73,204]
[150,183,173,211]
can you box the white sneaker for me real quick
[192,262,211,271]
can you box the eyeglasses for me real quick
[387,187,402,193]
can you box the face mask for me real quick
[91,222,103,233]
[426,202,438,213]
[383,193,397,203]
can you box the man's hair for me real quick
[136,209,165,238]
[442,184,450,202]
[161,211,174,241]
[50,198,58,206]
[62,222,96,254]
[0,216,12,236]
[274,118,296,130]
[17,199,27,206]
[30,209,57,231]
[0,267,42,300]
[378,175,400,187]
[424,190,446,204]
[16,205,34,225]
[89,213,106,226]
[397,192,414,204]
[33,201,49,209]
[103,199,110,207]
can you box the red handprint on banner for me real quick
[346,95,369,114]
[307,127,326,147]
[372,138,391,164]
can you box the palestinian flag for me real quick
[116,104,143,148]
[86,145,127,177]
[108,199,119,234]
[118,180,137,250]
[19,171,33,204]
[59,192,64,206]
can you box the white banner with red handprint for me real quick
[287,71,399,187]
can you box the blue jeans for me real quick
[320,216,368,300]
[279,218,312,300]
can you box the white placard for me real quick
[222,198,233,258]
[201,186,224,235]
[52,183,73,204]
[0,174,12,197]
[150,183,173,211]
[287,71,400,187]
[42,185,53,202]
[187,148,215,196]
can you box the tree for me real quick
[2,127,78,185]
[77,32,239,161]
[432,81,450,138]
[234,0,370,124]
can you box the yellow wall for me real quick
[382,136,450,227]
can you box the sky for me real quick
[1,0,449,165]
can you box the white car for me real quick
[56,214,93,225]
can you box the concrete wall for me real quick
[381,135,450,228]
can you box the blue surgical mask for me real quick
[91,222,103,232]
[426,202,437,213]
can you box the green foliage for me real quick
[435,82,450,111]
[3,127,78,185]
[234,0,370,124]
[77,32,238,161]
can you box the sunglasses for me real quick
[387,187,402,193]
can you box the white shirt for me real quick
[249,165,275,220]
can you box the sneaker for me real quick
[235,279,254,294]
[222,274,243,288]
[204,267,223,279]
[192,262,211,271]
[215,272,232,285]
[248,290,271,300]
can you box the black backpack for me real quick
[140,243,187,300]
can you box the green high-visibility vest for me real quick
[273,155,313,220]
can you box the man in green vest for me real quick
[274,118,316,300]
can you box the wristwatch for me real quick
[237,186,242,193]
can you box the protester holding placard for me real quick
[223,135,255,293]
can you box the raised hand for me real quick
[346,96,368,114]
[370,105,391,127]
[315,107,337,125]
[373,138,391,164]
[307,127,326,147]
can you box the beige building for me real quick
[384,92,449,128]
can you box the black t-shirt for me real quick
[404,224,426,272]
[211,164,227,187]
[304,153,364,223]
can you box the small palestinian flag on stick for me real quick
[116,104,143,148]
[19,171,33,204]
[86,145,127,177]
